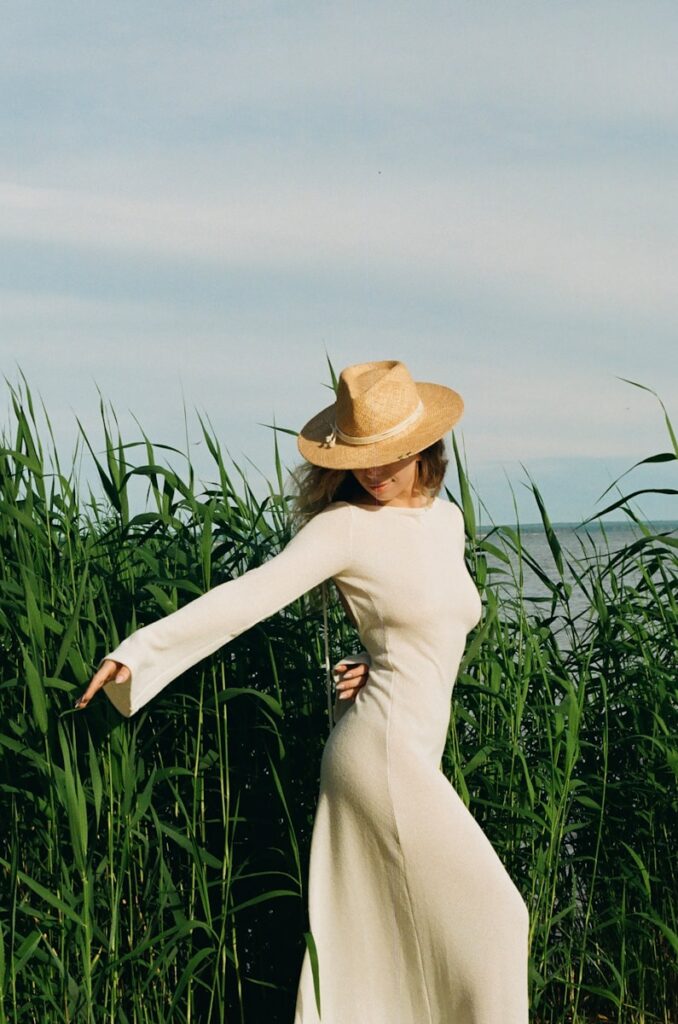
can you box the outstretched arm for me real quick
[76,502,354,717]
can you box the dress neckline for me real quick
[349,496,439,514]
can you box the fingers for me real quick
[75,660,130,709]
[335,662,369,700]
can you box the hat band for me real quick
[324,399,424,447]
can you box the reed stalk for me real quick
[0,374,675,1023]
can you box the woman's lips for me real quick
[369,482,389,491]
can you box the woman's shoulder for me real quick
[294,500,354,531]
[434,497,466,534]
[444,499,466,528]
[438,497,464,519]
[287,501,354,556]
[320,499,354,515]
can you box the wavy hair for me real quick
[287,438,449,531]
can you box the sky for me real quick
[1,0,677,525]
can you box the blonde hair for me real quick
[287,439,449,530]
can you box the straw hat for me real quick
[297,360,464,469]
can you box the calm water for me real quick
[476,520,677,644]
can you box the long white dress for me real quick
[102,497,530,1023]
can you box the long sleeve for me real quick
[101,502,354,717]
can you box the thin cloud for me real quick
[1,1,676,521]
[2,173,677,327]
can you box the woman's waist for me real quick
[361,648,459,690]
[332,676,452,766]
[344,660,453,726]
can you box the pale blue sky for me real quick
[1,1,676,523]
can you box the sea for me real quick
[476,520,677,645]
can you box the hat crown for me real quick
[336,361,421,438]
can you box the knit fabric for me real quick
[102,497,529,1023]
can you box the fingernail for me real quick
[114,674,125,682]
[74,700,82,709]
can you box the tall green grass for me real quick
[0,374,675,1023]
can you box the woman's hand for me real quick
[76,657,367,710]
[334,660,369,701]
[75,659,131,709]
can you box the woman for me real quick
[77,359,530,1023]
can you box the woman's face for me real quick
[351,454,421,505]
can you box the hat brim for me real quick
[297,382,464,469]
